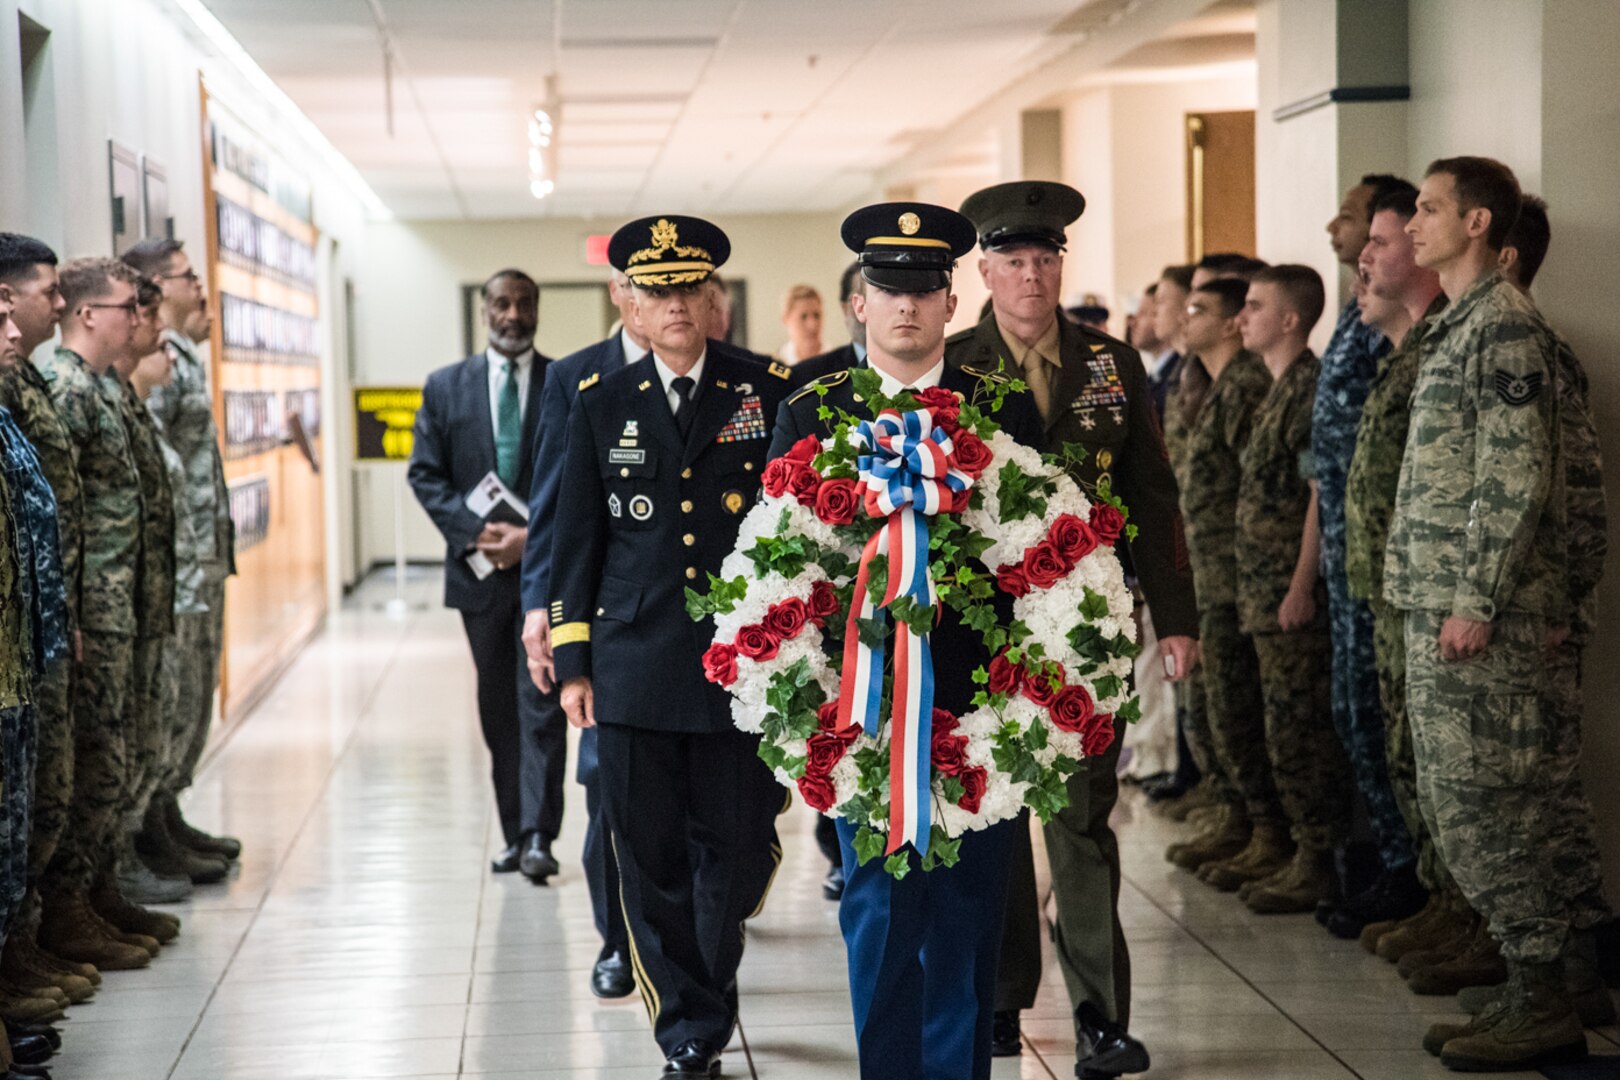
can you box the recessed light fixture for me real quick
[529,79,559,201]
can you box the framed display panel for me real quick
[199,80,327,724]
[142,156,172,240]
[109,141,141,255]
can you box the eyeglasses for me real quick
[159,269,200,283]
[82,302,139,318]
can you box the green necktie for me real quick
[495,359,521,487]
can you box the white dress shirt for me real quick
[486,344,535,430]
[621,328,649,366]
[652,349,707,415]
[872,356,945,398]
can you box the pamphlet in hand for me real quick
[465,472,529,579]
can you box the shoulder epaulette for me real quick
[578,372,601,392]
[944,326,976,346]
[960,362,1012,384]
[767,361,792,380]
[786,369,849,404]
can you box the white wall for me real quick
[0,0,373,602]
[351,211,853,569]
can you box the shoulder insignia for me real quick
[1494,369,1543,406]
[786,369,849,404]
[578,373,601,392]
[960,363,1012,384]
[768,361,792,380]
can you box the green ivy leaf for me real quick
[853,825,884,865]
[884,852,912,880]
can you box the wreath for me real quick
[687,368,1141,876]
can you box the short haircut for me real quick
[481,268,538,301]
[838,260,863,304]
[1192,277,1250,318]
[122,237,185,278]
[1371,186,1419,222]
[781,283,821,317]
[1425,156,1522,250]
[1196,252,1249,273]
[136,276,163,308]
[59,256,140,312]
[1505,194,1551,288]
[0,233,58,286]
[1159,264,1195,291]
[1221,256,1269,282]
[1143,282,1158,297]
[1360,174,1417,221]
[1251,264,1326,331]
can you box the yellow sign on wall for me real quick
[353,386,423,462]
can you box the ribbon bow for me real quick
[837,407,974,855]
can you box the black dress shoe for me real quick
[7,1033,53,1066]
[7,1027,59,1053]
[822,863,845,901]
[520,834,560,883]
[7,1064,51,1079]
[992,1009,1022,1056]
[490,843,521,873]
[591,949,636,999]
[1074,1002,1150,1078]
[1324,864,1427,940]
[662,1038,721,1076]
[1142,776,1189,803]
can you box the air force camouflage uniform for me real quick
[1385,272,1566,966]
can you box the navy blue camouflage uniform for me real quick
[1310,299,1412,874]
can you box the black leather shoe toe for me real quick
[591,950,636,999]
[992,1009,1022,1056]
[7,1027,59,1053]
[1074,1002,1150,1077]
[520,835,560,883]
[662,1039,720,1076]
[822,864,845,901]
[490,843,521,873]
[8,1033,53,1066]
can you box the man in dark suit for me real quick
[771,203,1042,1080]
[946,182,1200,1078]
[550,216,795,1078]
[408,268,566,882]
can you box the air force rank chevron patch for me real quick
[1494,369,1543,406]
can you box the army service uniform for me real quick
[38,346,143,895]
[1310,301,1410,875]
[1235,351,1349,857]
[550,214,793,1065]
[1385,272,1565,965]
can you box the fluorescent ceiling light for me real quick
[169,0,393,220]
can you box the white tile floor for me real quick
[48,571,1620,1079]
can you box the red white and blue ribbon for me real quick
[836,406,974,856]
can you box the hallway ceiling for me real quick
[195,0,1249,221]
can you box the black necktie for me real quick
[672,375,695,438]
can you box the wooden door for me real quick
[1185,110,1256,261]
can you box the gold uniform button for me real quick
[681,467,693,479]
[1097,450,1113,470]
[681,500,693,513]
[683,533,695,546]
[619,467,629,478]
[685,567,697,580]
[596,607,605,616]
[743,461,755,471]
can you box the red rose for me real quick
[914,386,961,430]
[701,642,739,686]
[952,430,993,478]
[1049,684,1096,734]
[1049,514,1098,566]
[798,772,837,813]
[787,462,821,503]
[932,708,958,734]
[808,580,841,625]
[957,766,988,813]
[813,477,860,525]
[948,487,974,514]
[785,434,821,464]
[764,598,809,642]
[734,623,781,662]
[761,458,796,499]
[932,731,968,776]
[1090,503,1126,546]
[996,564,1031,597]
[1022,541,1070,589]
[1022,662,1066,708]
[987,652,1024,696]
[817,700,841,730]
[1083,715,1116,757]
[806,731,852,776]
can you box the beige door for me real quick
[1186,110,1257,261]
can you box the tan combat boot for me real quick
[1245,844,1338,914]
[0,982,63,1026]
[1167,804,1251,870]
[1378,892,1473,963]
[1157,781,1216,823]
[1433,961,1587,1071]
[1459,928,1618,1028]
[91,883,180,945]
[1361,891,1438,954]
[1198,820,1293,891]
[1407,922,1507,993]
[38,892,151,971]
[0,934,93,1004]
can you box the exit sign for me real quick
[584,234,610,265]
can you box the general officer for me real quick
[550,215,793,1078]
[775,201,1041,1080]
[945,181,1199,1077]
